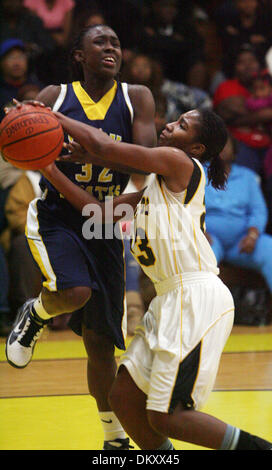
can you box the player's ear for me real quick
[190,143,205,158]
[74,49,85,64]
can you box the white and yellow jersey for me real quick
[130,158,219,284]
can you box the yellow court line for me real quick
[224,333,272,353]
[0,333,271,362]
[0,338,132,362]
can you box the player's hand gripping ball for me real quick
[0,104,64,170]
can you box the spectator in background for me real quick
[245,69,272,192]
[246,68,272,115]
[205,136,272,324]
[121,52,212,123]
[213,45,272,175]
[0,38,42,120]
[23,0,75,48]
[214,0,272,77]
[23,0,75,84]
[0,0,56,76]
[140,0,207,88]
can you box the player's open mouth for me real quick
[102,56,116,66]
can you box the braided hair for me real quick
[195,109,228,190]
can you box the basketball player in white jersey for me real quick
[22,108,272,450]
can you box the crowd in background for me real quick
[1,0,272,334]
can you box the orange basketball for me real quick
[0,105,64,170]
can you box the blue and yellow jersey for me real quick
[38,80,133,228]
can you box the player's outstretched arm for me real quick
[55,112,194,192]
[61,141,148,175]
[41,162,144,222]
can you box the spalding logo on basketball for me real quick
[0,104,64,170]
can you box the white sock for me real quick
[99,411,126,442]
[220,425,241,450]
[157,439,174,450]
[32,294,52,320]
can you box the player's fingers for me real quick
[63,142,74,152]
[12,99,22,109]
[34,100,45,107]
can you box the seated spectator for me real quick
[214,0,272,76]
[246,68,272,114]
[0,38,43,120]
[121,52,212,123]
[245,70,272,206]
[139,0,207,87]
[23,0,75,84]
[204,136,272,324]
[213,45,272,175]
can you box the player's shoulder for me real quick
[36,84,62,108]
[127,83,153,101]
[126,84,155,114]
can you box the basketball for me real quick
[0,105,64,170]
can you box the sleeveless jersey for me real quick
[130,159,219,284]
[38,80,133,229]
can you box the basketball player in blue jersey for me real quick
[5,25,157,450]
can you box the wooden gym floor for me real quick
[0,324,272,450]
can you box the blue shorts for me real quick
[26,199,126,349]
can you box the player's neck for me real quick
[80,77,115,103]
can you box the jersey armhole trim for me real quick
[121,83,134,123]
[52,84,67,111]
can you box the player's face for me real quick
[159,110,201,154]
[82,26,122,78]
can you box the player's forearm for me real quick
[77,153,148,175]
[56,112,148,174]
[42,163,100,213]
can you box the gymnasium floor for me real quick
[0,324,272,451]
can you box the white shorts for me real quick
[120,272,234,413]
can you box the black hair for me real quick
[195,109,228,190]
